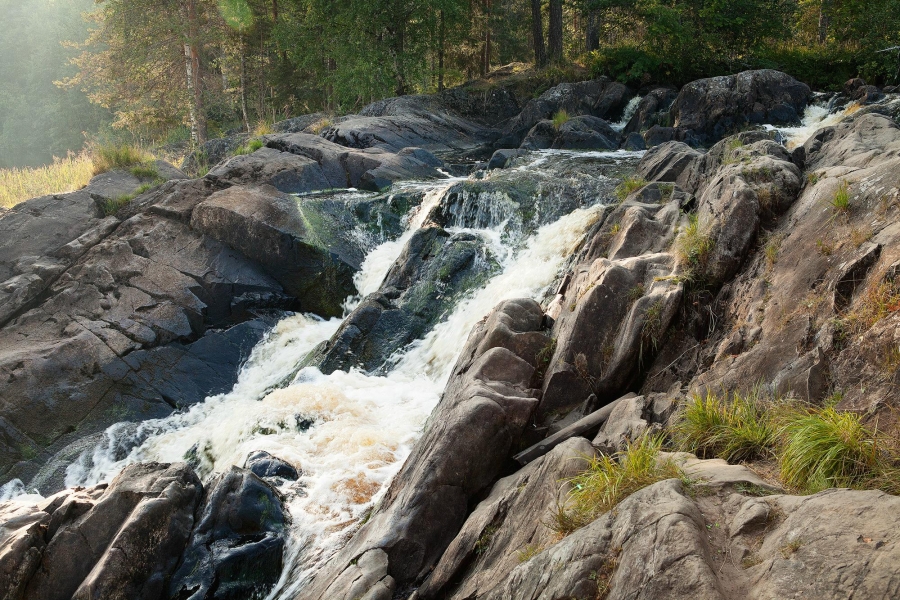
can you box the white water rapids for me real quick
[0,94,876,596]
[45,152,620,598]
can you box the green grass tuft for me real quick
[234,138,265,156]
[92,143,148,175]
[674,213,713,284]
[672,390,779,463]
[779,407,882,493]
[551,109,570,130]
[129,164,159,179]
[614,175,648,201]
[553,434,683,534]
[830,180,851,214]
[102,193,136,216]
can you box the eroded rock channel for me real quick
[3,70,900,600]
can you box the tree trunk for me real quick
[818,0,832,44]
[585,10,600,52]
[240,45,250,132]
[531,0,546,67]
[184,0,206,144]
[548,0,563,64]
[438,9,445,91]
[483,0,492,76]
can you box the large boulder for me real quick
[168,466,288,600]
[624,87,678,134]
[520,115,621,151]
[501,78,631,147]
[671,70,810,143]
[16,463,202,600]
[209,133,445,194]
[191,185,361,317]
[0,462,288,600]
[310,227,499,374]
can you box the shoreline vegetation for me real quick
[2,0,898,173]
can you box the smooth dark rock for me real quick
[670,69,810,143]
[169,466,287,600]
[245,451,300,481]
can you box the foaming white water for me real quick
[394,205,604,384]
[352,178,464,297]
[16,150,633,597]
[611,95,643,132]
[768,101,860,148]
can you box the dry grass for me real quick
[1,153,95,208]
[844,275,900,334]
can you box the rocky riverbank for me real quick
[2,68,900,599]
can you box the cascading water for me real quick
[611,95,643,132]
[766,99,866,148]
[46,149,634,598]
[0,97,875,595]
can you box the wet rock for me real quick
[624,87,678,134]
[551,115,621,150]
[299,299,547,599]
[502,78,631,147]
[312,227,499,374]
[191,185,359,317]
[416,437,595,600]
[620,131,646,151]
[169,466,287,600]
[643,125,701,148]
[23,463,201,600]
[671,69,810,143]
[244,451,299,481]
[486,149,525,170]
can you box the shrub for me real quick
[551,109,570,130]
[779,407,882,493]
[92,144,147,175]
[614,176,648,201]
[555,434,682,533]
[672,390,779,463]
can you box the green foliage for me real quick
[92,144,148,175]
[614,176,648,201]
[779,407,882,493]
[551,109,570,130]
[554,434,683,534]
[234,138,264,156]
[674,214,713,284]
[672,390,779,463]
[830,180,852,214]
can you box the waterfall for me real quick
[41,149,631,598]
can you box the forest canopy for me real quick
[0,0,898,168]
